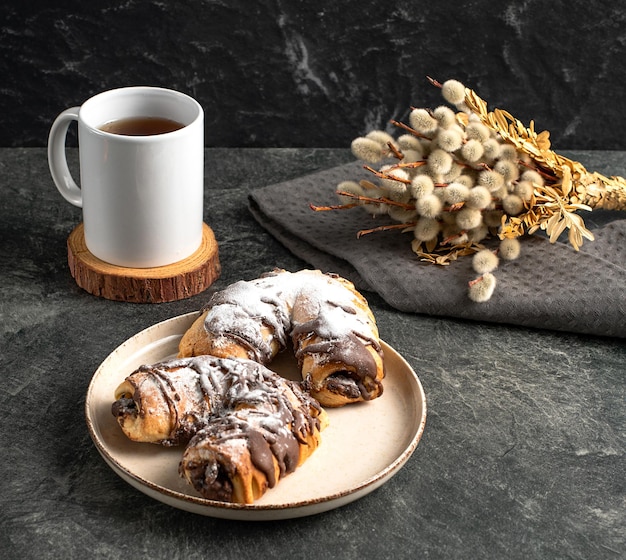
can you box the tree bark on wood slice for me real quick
[67,223,221,303]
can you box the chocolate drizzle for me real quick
[179,358,323,502]
[292,317,384,401]
[200,269,385,405]
[111,358,229,446]
[113,354,324,503]
[182,408,307,501]
[203,277,291,363]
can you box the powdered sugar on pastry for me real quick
[178,269,386,407]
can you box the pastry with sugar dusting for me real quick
[178,269,386,407]
[112,354,328,504]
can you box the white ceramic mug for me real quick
[48,86,204,268]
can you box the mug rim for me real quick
[78,86,203,140]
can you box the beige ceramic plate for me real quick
[85,312,427,520]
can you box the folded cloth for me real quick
[249,161,626,338]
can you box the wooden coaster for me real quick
[67,223,220,303]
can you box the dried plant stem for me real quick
[387,141,404,160]
[363,165,412,184]
[310,202,360,211]
[390,119,431,141]
[384,160,428,172]
[441,230,468,245]
[357,222,417,238]
[311,191,415,212]
[426,76,443,88]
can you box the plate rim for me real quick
[85,312,427,519]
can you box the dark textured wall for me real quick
[3,0,626,149]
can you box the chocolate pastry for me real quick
[178,269,385,407]
[112,355,328,504]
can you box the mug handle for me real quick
[47,107,83,208]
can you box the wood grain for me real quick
[67,223,220,303]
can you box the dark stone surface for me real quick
[1,147,624,559]
[3,1,626,149]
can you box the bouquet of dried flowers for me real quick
[312,77,626,302]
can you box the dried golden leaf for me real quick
[560,166,572,197]
[548,217,567,243]
[536,130,551,150]
[411,239,422,254]
[522,141,541,156]
[494,109,509,131]
[414,251,439,264]
[568,227,582,251]
[426,237,438,253]
[546,211,561,231]
[568,213,595,241]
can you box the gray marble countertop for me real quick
[1,148,624,560]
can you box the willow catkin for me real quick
[401,149,422,163]
[428,149,453,175]
[456,208,483,230]
[410,174,435,199]
[442,162,463,183]
[351,137,384,163]
[414,218,441,241]
[397,134,423,152]
[366,129,397,148]
[416,193,443,218]
[465,122,491,143]
[389,205,418,222]
[466,186,492,209]
[440,79,466,105]
[514,181,534,201]
[336,181,364,204]
[478,169,505,192]
[494,159,520,183]
[472,249,499,274]
[380,167,410,198]
[444,183,470,204]
[521,169,544,186]
[502,194,525,216]
[481,138,502,161]
[433,105,457,129]
[498,144,518,161]
[468,273,497,302]
[455,174,475,188]
[461,139,485,162]
[410,108,438,134]
[499,238,521,260]
[436,127,464,152]
[468,223,489,243]
[484,210,505,228]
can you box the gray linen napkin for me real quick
[249,161,626,338]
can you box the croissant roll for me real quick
[292,327,385,408]
[111,356,230,446]
[180,400,326,504]
[178,269,386,407]
[178,276,291,364]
